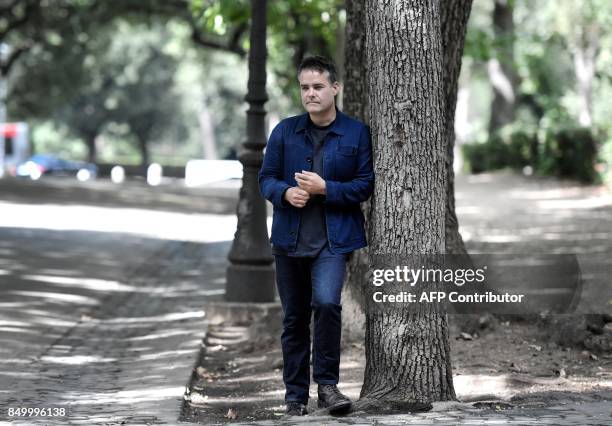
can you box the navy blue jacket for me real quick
[258,110,374,254]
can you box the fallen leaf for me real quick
[225,408,237,419]
[580,350,598,360]
[459,332,473,341]
[509,363,523,373]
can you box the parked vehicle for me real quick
[16,154,98,181]
[1,122,30,178]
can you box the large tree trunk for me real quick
[487,0,517,134]
[342,0,473,347]
[360,0,455,407]
[342,0,473,344]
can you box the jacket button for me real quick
[290,231,295,235]
[306,157,312,163]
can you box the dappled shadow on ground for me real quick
[0,223,230,424]
[456,172,612,315]
[0,173,244,423]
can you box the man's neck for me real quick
[309,107,336,127]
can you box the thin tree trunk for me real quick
[198,104,218,159]
[138,135,149,168]
[574,43,597,127]
[342,0,369,347]
[335,9,345,110]
[488,0,517,134]
[360,0,455,407]
[441,0,473,256]
[343,0,368,123]
[85,134,97,164]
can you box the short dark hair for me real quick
[297,55,338,84]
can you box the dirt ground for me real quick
[181,318,612,423]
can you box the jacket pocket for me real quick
[334,145,358,180]
[337,145,357,156]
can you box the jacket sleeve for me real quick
[258,123,291,209]
[324,125,374,207]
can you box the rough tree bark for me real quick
[359,0,455,407]
[342,0,474,347]
[488,0,518,134]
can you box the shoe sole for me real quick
[318,400,352,414]
[285,412,307,416]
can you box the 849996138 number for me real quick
[7,407,67,417]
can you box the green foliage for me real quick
[463,1,494,61]
[460,0,612,186]
[463,125,599,183]
[599,136,612,186]
[540,127,598,183]
[30,121,87,159]
[10,19,184,164]
[108,22,181,150]
[462,126,537,174]
[4,0,341,164]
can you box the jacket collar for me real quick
[294,107,347,136]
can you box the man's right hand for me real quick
[284,187,310,208]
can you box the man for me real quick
[258,56,374,416]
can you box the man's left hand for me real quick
[295,171,326,195]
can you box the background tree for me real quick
[109,27,180,167]
[487,0,518,134]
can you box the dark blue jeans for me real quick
[274,245,348,404]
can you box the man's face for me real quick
[298,69,339,115]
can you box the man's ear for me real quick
[332,81,341,96]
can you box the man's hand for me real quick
[295,171,326,195]
[284,187,310,208]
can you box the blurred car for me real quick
[16,154,98,181]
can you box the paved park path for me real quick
[0,178,235,425]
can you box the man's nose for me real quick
[306,88,315,97]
